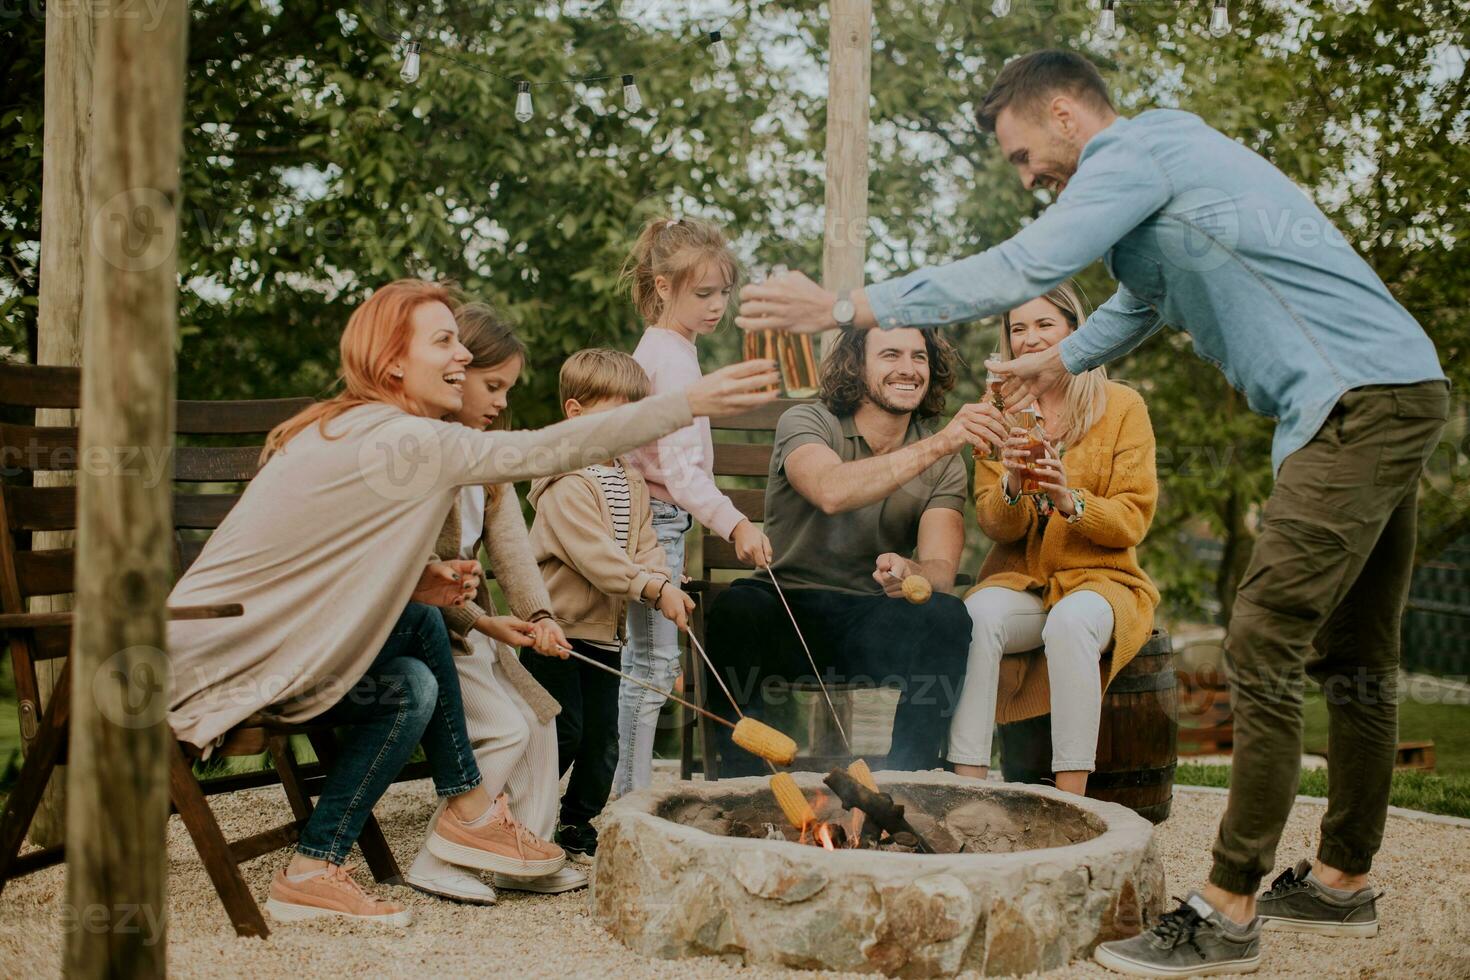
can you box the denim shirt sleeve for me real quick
[1059,283,1167,373]
[865,123,1173,330]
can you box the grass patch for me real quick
[1176,762,1470,820]
[1302,685,1470,776]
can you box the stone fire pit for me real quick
[592,771,1165,977]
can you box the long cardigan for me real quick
[166,392,693,750]
[431,484,561,723]
[969,381,1161,724]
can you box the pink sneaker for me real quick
[265,864,411,927]
[428,795,566,876]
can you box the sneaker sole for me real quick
[1261,915,1377,937]
[402,874,498,906]
[492,873,588,895]
[427,831,566,877]
[1093,945,1260,978]
[265,897,412,927]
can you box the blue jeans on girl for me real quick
[611,499,690,796]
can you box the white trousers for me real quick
[949,587,1114,773]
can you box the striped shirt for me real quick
[582,461,632,652]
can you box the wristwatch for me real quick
[831,290,856,327]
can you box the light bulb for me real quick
[992,0,1011,15]
[514,81,533,123]
[400,41,421,84]
[1098,1,1116,36]
[1209,2,1230,37]
[622,74,642,113]
[708,30,731,69]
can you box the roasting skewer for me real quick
[683,627,781,776]
[760,562,851,752]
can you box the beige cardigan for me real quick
[166,392,693,750]
[432,486,561,723]
[527,458,671,645]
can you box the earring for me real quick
[391,370,404,379]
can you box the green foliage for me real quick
[1,0,1466,620]
[1176,762,1470,822]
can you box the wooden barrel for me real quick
[996,628,1177,824]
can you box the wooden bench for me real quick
[0,363,407,938]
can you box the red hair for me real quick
[262,279,460,461]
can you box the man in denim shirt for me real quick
[739,49,1447,976]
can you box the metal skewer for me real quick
[554,642,738,732]
[761,562,851,752]
[683,626,778,776]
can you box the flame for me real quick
[815,822,836,851]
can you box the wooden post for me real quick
[27,0,95,852]
[65,1,188,975]
[820,0,872,360]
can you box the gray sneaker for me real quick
[1094,893,1261,977]
[1258,860,1379,937]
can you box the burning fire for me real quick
[814,822,836,851]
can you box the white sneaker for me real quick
[403,844,498,906]
[493,864,589,895]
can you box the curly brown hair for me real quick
[818,327,959,420]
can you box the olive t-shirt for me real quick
[758,403,968,595]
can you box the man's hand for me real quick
[939,402,1011,456]
[657,583,696,631]
[735,270,837,335]
[985,347,1070,412]
[872,553,920,599]
[686,359,782,417]
[412,559,481,607]
[731,519,773,567]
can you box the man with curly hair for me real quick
[704,327,1010,774]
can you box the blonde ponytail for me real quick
[617,215,740,324]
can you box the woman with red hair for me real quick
[166,280,777,926]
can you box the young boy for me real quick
[525,349,695,859]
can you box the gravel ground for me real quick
[2,777,1467,979]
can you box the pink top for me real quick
[628,328,746,541]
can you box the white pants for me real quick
[949,587,1114,773]
[447,632,560,839]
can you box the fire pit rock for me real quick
[592,771,1164,977]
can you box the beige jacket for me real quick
[166,391,693,751]
[431,486,560,723]
[527,458,671,645]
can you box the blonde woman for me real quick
[950,281,1160,796]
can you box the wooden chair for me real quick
[0,363,404,938]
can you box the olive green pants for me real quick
[1209,381,1450,895]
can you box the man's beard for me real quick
[865,378,925,416]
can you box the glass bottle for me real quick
[1018,406,1048,494]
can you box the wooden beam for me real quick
[820,0,872,358]
[65,1,189,975]
[28,0,95,852]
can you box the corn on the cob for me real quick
[901,574,932,604]
[847,758,878,793]
[770,772,816,829]
[732,717,797,766]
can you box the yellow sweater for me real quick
[968,381,1161,725]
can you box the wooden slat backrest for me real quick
[698,398,813,576]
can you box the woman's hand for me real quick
[872,553,920,598]
[1030,447,1076,516]
[412,559,481,607]
[732,519,773,567]
[686,360,782,418]
[985,347,1070,413]
[657,583,696,631]
[477,615,538,648]
[528,618,570,658]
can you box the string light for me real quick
[992,0,1011,16]
[622,74,643,112]
[1209,1,1231,37]
[514,81,533,123]
[1098,0,1116,36]
[708,30,732,69]
[400,41,421,84]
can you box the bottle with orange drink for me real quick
[1017,406,1049,494]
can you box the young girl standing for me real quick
[613,217,774,797]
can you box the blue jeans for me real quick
[611,499,690,796]
[296,602,482,864]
